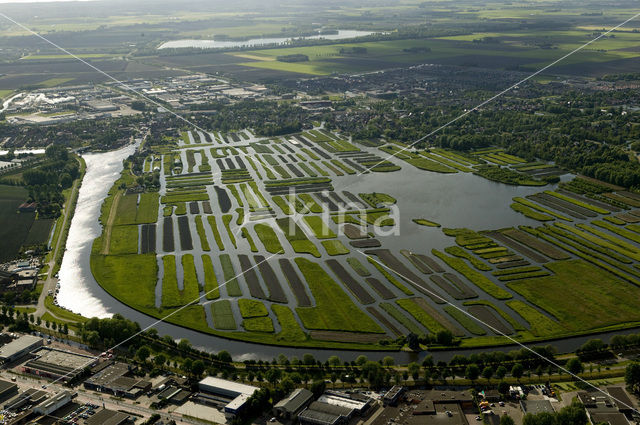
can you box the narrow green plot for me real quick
[222,214,237,248]
[202,255,219,299]
[254,223,285,254]
[397,298,447,334]
[182,254,201,292]
[243,316,275,332]
[298,193,323,213]
[241,227,258,252]
[303,216,336,239]
[136,193,159,224]
[321,239,350,256]
[276,218,321,257]
[444,246,491,271]
[195,216,210,251]
[206,216,225,251]
[506,300,563,337]
[228,185,244,207]
[359,192,396,208]
[380,303,423,334]
[432,250,512,299]
[114,194,138,225]
[463,300,526,332]
[273,305,307,342]
[295,258,383,333]
[161,255,199,308]
[220,254,242,296]
[366,257,413,295]
[593,220,640,245]
[272,195,294,215]
[443,306,487,335]
[413,218,441,227]
[346,257,371,277]
[238,299,269,318]
[545,191,610,215]
[211,300,236,330]
[510,202,554,221]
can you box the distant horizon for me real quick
[0,0,95,3]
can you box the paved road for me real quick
[35,157,82,319]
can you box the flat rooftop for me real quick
[199,376,257,396]
[85,408,129,425]
[0,335,42,360]
[30,348,94,370]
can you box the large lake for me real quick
[158,30,379,49]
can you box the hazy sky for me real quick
[0,0,94,3]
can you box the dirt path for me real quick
[101,191,121,255]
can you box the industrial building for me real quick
[273,388,314,420]
[85,408,131,425]
[578,388,634,425]
[0,379,18,402]
[33,391,73,415]
[22,347,96,382]
[197,376,258,419]
[0,335,42,364]
[298,391,374,425]
[84,361,151,398]
[318,391,373,415]
[4,388,49,411]
[383,386,405,406]
[298,401,353,425]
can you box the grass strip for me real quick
[366,257,413,295]
[432,250,512,299]
[443,306,486,335]
[206,216,225,251]
[211,300,236,330]
[397,298,447,333]
[202,255,219,299]
[222,214,237,248]
[195,216,210,251]
[220,254,242,296]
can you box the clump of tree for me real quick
[276,54,309,62]
[22,145,80,218]
[79,314,141,349]
[339,47,367,54]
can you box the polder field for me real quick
[90,126,640,351]
[0,184,53,262]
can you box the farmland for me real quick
[87,121,640,351]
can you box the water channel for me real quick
[158,30,380,49]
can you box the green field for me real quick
[294,258,383,333]
[254,223,284,254]
[211,300,236,330]
[508,260,640,333]
[0,185,36,262]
